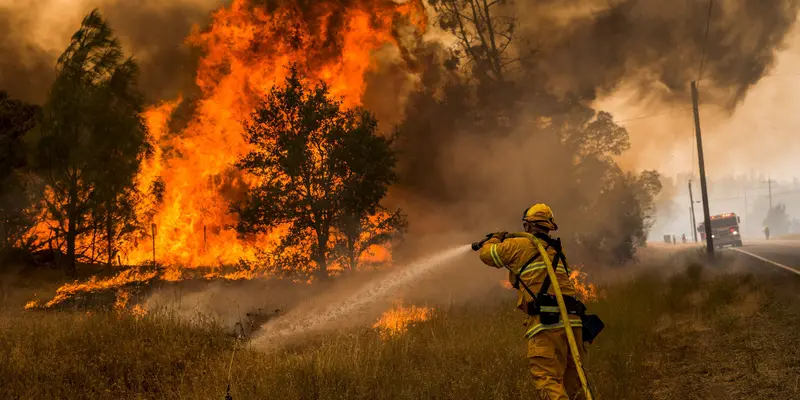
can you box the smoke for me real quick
[0,0,222,103]
[2,0,797,256]
[0,3,55,103]
[515,0,799,108]
[386,0,800,255]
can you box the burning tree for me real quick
[234,67,405,279]
[34,10,152,273]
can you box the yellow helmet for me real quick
[522,203,558,231]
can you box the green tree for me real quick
[90,53,151,266]
[575,169,662,264]
[764,204,790,236]
[0,91,40,258]
[35,10,150,272]
[234,67,405,278]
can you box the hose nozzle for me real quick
[471,234,494,251]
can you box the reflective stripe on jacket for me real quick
[478,233,581,337]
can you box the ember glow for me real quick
[372,303,433,340]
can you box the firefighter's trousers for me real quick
[527,327,586,400]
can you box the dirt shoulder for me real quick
[644,257,800,399]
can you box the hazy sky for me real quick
[598,26,800,184]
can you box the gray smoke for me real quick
[0,0,222,103]
[517,0,800,108]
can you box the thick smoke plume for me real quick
[515,0,800,108]
[2,0,795,109]
[0,0,221,103]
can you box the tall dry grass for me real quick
[1,250,797,399]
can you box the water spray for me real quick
[252,244,472,348]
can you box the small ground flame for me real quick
[570,265,599,302]
[114,289,131,311]
[37,268,158,309]
[372,304,433,340]
[130,304,148,318]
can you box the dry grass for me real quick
[1,251,798,399]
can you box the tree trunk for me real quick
[348,235,357,271]
[316,231,328,280]
[106,197,114,267]
[66,187,77,275]
[91,226,96,263]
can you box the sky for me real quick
[597,26,800,184]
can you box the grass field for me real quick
[1,250,798,399]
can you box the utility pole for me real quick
[692,81,714,259]
[768,177,773,210]
[744,190,748,236]
[688,180,698,242]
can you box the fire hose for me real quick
[472,233,595,400]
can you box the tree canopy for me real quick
[235,66,405,278]
[35,9,151,272]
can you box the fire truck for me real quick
[697,213,742,248]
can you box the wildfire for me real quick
[372,303,433,340]
[27,268,158,310]
[498,265,599,302]
[114,289,131,311]
[130,304,148,318]
[122,0,426,269]
[25,0,428,310]
[569,265,600,302]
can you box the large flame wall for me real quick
[119,0,426,272]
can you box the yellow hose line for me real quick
[533,238,593,400]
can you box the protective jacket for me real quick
[479,232,582,338]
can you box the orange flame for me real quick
[42,268,158,309]
[130,304,148,318]
[114,289,131,311]
[122,0,426,269]
[25,0,427,310]
[569,264,600,302]
[372,303,433,340]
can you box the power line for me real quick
[707,189,800,202]
[697,0,714,86]
[613,106,696,124]
[692,0,714,197]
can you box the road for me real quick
[726,239,800,278]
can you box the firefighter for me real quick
[476,204,593,400]
[764,225,770,241]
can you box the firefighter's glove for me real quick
[490,231,509,241]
